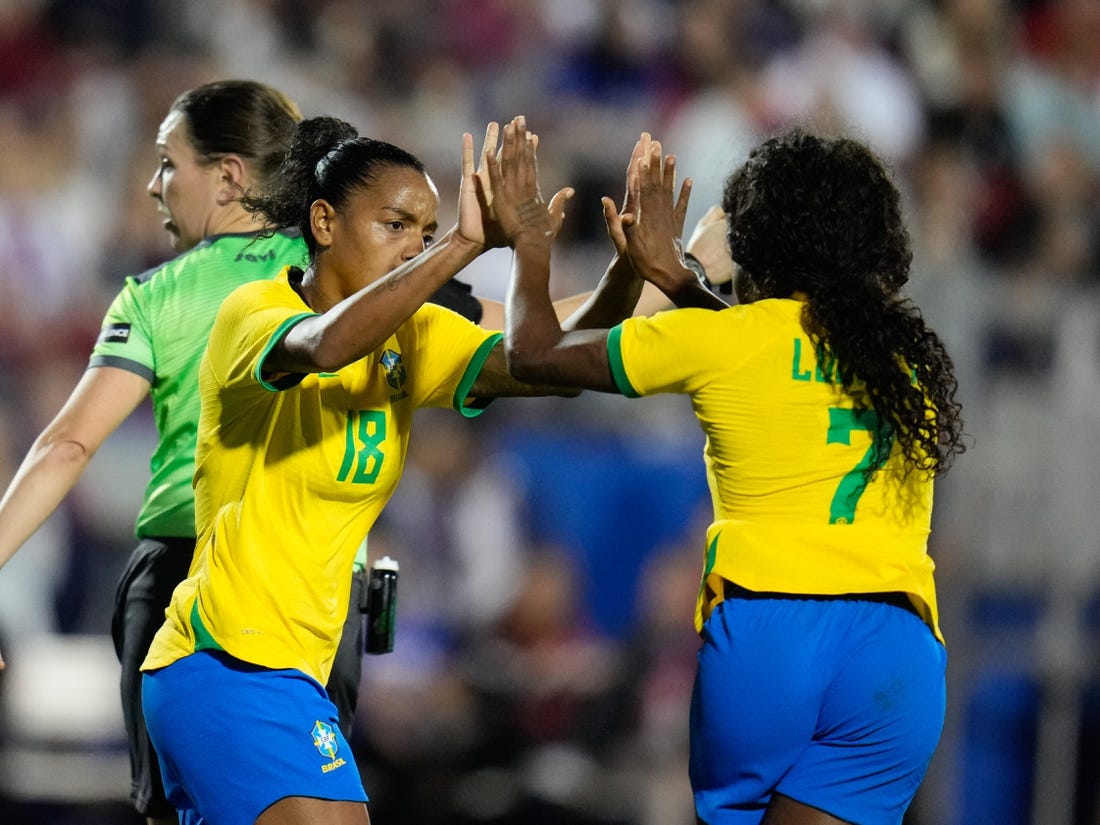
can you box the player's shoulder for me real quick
[636,303,738,331]
[721,297,801,328]
[130,229,305,288]
[220,267,297,310]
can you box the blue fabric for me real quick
[142,650,367,825]
[690,595,946,825]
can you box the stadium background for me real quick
[0,1,1099,823]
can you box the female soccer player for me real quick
[493,119,966,825]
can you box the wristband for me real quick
[683,252,710,288]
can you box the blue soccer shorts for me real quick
[142,650,368,825]
[690,592,947,825]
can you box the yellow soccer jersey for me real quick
[607,299,941,641]
[143,269,501,683]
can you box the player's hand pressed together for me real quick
[482,115,573,251]
[455,124,498,251]
[472,119,572,250]
[601,132,692,261]
[617,141,704,301]
[606,137,729,311]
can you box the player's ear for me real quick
[311,200,337,249]
[220,154,246,182]
[216,155,248,203]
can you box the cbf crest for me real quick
[311,719,348,773]
[379,349,406,391]
[312,720,338,759]
[379,348,408,401]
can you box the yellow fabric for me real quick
[143,270,500,682]
[608,299,941,641]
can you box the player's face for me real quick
[321,165,439,297]
[147,109,225,252]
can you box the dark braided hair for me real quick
[723,128,965,476]
[240,116,427,260]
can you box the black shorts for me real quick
[111,538,365,818]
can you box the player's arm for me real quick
[682,205,734,296]
[468,341,584,398]
[0,366,148,672]
[0,367,149,574]
[488,118,618,392]
[579,207,732,317]
[478,235,728,328]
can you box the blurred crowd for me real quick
[1,0,1100,823]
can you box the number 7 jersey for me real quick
[607,298,941,641]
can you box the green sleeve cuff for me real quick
[452,332,503,417]
[606,324,640,398]
[255,312,316,391]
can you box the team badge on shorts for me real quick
[311,720,347,773]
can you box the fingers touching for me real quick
[475,121,500,209]
[485,115,577,244]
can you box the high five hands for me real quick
[602,132,692,265]
[485,120,721,288]
[614,135,701,292]
[484,120,692,268]
[485,117,731,310]
[475,116,574,250]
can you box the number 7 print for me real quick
[826,407,893,524]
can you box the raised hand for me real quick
[485,116,573,248]
[472,121,511,249]
[603,133,692,260]
[457,127,491,248]
[601,133,649,256]
[620,140,691,285]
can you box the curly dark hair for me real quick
[240,116,427,260]
[723,128,965,476]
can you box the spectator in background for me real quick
[661,0,776,233]
[616,521,710,825]
[462,547,622,823]
[0,94,110,362]
[758,2,926,168]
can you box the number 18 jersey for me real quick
[143,269,501,683]
[607,298,940,641]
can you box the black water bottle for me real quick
[365,555,399,654]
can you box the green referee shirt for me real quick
[89,229,307,539]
